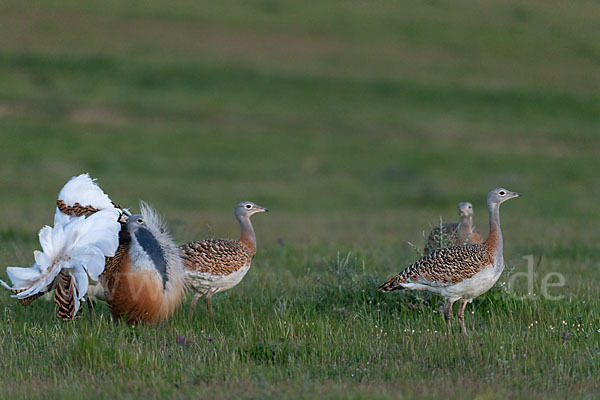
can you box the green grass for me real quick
[1,0,599,398]
[1,255,598,399]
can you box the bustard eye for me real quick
[137,218,143,224]
[245,204,252,209]
[499,191,506,196]
[468,206,472,209]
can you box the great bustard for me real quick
[180,201,268,318]
[0,174,123,320]
[101,203,186,324]
[379,188,520,335]
[0,174,187,324]
[424,202,484,254]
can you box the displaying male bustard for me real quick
[1,174,186,324]
[180,201,268,318]
[101,203,186,324]
[424,202,484,254]
[0,174,123,320]
[379,188,520,335]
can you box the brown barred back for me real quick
[179,239,253,276]
[56,199,100,217]
[378,244,494,292]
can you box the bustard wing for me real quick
[180,239,253,281]
[100,229,132,293]
[378,244,494,292]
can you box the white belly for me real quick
[399,263,503,302]
[440,264,502,301]
[186,264,251,294]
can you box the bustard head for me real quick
[458,202,474,217]
[127,214,146,232]
[234,201,268,219]
[487,188,520,206]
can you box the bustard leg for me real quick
[205,290,216,319]
[443,300,455,331]
[457,300,469,336]
[87,299,95,321]
[190,293,202,309]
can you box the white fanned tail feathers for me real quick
[54,173,122,225]
[0,173,123,319]
[58,174,115,210]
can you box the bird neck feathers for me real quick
[459,215,473,232]
[238,215,257,255]
[484,203,502,256]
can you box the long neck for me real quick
[459,214,473,232]
[485,202,503,257]
[238,215,256,255]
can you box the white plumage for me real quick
[0,174,122,317]
[58,174,117,209]
[53,174,120,225]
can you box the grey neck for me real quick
[487,201,503,263]
[459,215,473,231]
[237,214,256,254]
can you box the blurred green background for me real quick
[1,1,599,398]
[1,0,599,289]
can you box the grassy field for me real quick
[0,0,599,398]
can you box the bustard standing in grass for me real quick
[424,202,484,254]
[0,174,124,320]
[180,201,268,318]
[379,188,520,335]
[101,203,186,324]
[1,174,186,324]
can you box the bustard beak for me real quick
[254,205,268,213]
